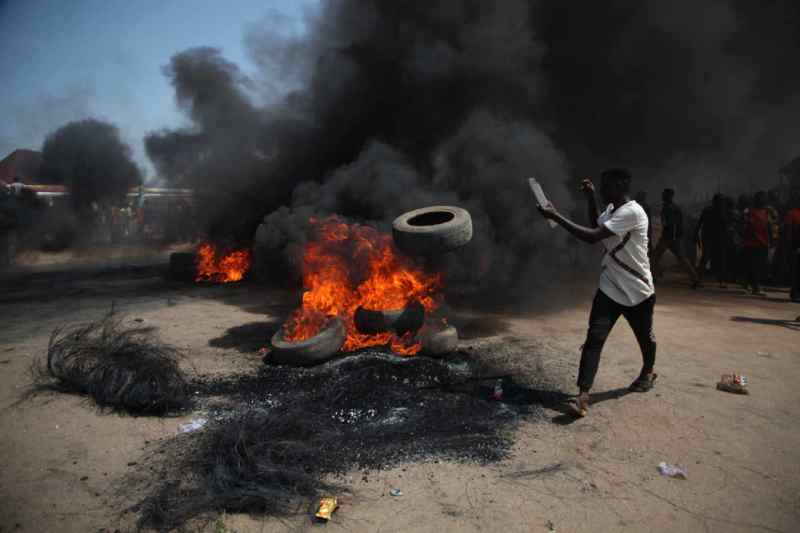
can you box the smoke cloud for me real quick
[146,0,800,295]
[539,0,800,197]
[146,0,572,295]
[39,118,142,217]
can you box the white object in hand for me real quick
[528,178,557,228]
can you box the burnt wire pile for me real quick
[32,311,191,415]
[137,350,547,530]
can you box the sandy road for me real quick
[0,267,798,532]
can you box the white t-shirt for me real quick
[597,200,654,306]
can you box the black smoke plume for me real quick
[146,0,800,295]
[539,0,800,196]
[146,1,572,295]
[39,118,142,218]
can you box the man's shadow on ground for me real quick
[491,383,632,426]
[730,315,800,332]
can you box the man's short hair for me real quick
[600,168,632,192]
[662,188,675,199]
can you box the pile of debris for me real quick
[135,347,549,530]
[268,206,473,365]
[31,310,190,415]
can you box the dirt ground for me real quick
[1,264,798,533]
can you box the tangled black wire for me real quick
[32,310,191,415]
[136,351,535,530]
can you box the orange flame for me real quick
[195,242,251,283]
[283,216,442,355]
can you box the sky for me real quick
[0,0,317,177]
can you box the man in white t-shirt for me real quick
[538,168,656,417]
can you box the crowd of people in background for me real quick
[642,185,800,302]
[91,197,196,245]
[63,194,195,246]
[2,177,197,266]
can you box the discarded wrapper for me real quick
[492,379,504,401]
[178,417,207,434]
[315,497,338,521]
[658,462,687,479]
[717,373,749,395]
[389,488,403,497]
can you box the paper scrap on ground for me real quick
[178,417,207,433]
[528,178,557,228]
[658,461,687,479]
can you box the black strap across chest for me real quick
[602,232,650,285]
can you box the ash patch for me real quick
[135,349,551,530]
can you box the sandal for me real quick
[575,392,589,417]
[629,372,658,392]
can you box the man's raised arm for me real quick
[582,178,600,228]
[538,202,613,244]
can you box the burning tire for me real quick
[392,206,473,255]
[354,300,425,336]
[268,317,346,366]
[420,324,459,357]
[168,252,196,282]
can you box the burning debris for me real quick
[135,348,549,530]
[31,311,190,415]
[194,242,251,283]
[276,216,445,358]
[167,243,252,283]
[269,316,346,366]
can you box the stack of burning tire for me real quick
[269,206,472,366]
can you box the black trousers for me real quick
[578,290,656,391]
[698,238,726,283]
[742,246,767,292]
[791,248,800,302]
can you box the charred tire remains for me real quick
[32,311,190,415]
[268,317,346,366]
[167,252,196,282]
[354,300,425,336]
[392,205,473,256]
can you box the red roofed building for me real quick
[0,149,43,186]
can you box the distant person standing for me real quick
[722,196,739,283]
[741,191,771,296]
[110,205,123,244]
[635,191,653,251]
[784,189,800,302]
[695,194,727,286]
[650,188,699,287]
[732,194,752,285]
[766,189,782,282]
[9,176,25,196]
